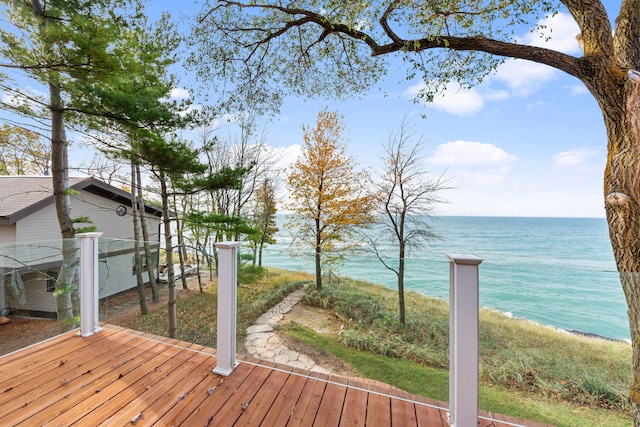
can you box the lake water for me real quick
[261,215,629,340]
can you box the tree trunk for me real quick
[136,164,158,301]
[195,250,203,293]
[159,173,177,338]
[315,217,322,290]
[50,80,77,332]
[252,244,257,267]
[30,0,76,332]
[173,191,188,290]
[131,163,148,316]
[398,243,406,325]
[599,74,640,422]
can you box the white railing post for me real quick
[448,254,483,427]
[78,232,103,337]
[213,241,241,376]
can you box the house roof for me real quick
[0,176,163,226]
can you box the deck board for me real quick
[259,370,309,426]
[0,325,554,427]
[235,366,293,426]
[391,392,419,426]
[286,371,328,426]
[188,359,273,425]
[365,390,391,426]
[339,386,369,426]
[96,344,206,426]
[36,335,181,425]
[313,380,348,426]
[150,362,241,426]
[3,332,148,425]
[79,339,192,424]
[0,330,121,408]
[19,337,164,426]
[0,327,116,381]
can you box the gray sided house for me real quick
[0,176,163,318]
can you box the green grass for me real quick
[301,279,632,422]
[281,322,631,427]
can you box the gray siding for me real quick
[16,190,161,242]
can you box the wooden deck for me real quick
[0,324,552,426]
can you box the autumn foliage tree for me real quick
[287,110,375,290]
[0,125,50,175]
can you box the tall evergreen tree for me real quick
[0,0,155,330]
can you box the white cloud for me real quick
[427,140,518,187]
[169,87,190,100]
[432,83,484,115]
[522,13,582,54]
[428,140,518,167]
[490,12,580,97]
[552,149,602,173]
[404,12,581,115]
[493,59,558,96]
[485,89,510,101]
[270,144,302,173]
[406,82,484,115]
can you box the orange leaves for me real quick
[287,109,375,263]
[0,124,48,175]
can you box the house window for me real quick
[46,271,58,292]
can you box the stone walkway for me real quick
[243,288,331,374]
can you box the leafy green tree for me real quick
[193,1,640,419]
[148,137,204,339]
[287,109,375,290]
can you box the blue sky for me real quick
[0,1,618,218]
[155,2,614,218]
